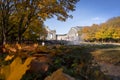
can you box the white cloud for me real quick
[91,17,101,20]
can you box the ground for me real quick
[0,43,120,80]
[91,48,120,80]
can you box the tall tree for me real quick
[0,0,80,44]
[81,26,90,41]
[0,0,15,44]
[23,19,47,40]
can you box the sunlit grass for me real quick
[91,48,120,65]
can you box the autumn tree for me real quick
[0,0,80,44]
[81,16,120,42]
[81,26,90,41]
[106,17,120,41]
[0,0,13,44]
[112,27,120,40]
[95,23,108,41]
[88,24,99,41]
[81,24,99,41]
[23,19,47,40]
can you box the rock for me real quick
[44,68,75,80]
[30,60,49,73]
[29,54,51,73]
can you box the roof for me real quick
[71,26,83,31]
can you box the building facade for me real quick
[56,26,83,42]
[66,26,83,41]
[45,27,56,40]
[44,26,83,42]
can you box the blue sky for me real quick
[44,0,120,34]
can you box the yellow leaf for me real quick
[4,55,14,61]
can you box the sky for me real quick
[44,0,120,34]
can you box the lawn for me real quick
[91,48,120,65]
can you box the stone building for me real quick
[66,26,83,41]
[45,27,56,40]
[56,26,83,42]
[44,26,83,42]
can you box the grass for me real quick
[91,47,120,65]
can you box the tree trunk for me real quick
[18,25,21,44]
[1,24,7,45]
[3,31,6,45]
[1,17,7,45]
[18,14,32,44]
[18,15,25,44]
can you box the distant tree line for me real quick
[81,16,120,42]
[0,0,79,45]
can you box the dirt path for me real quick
[98,62,120,80]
